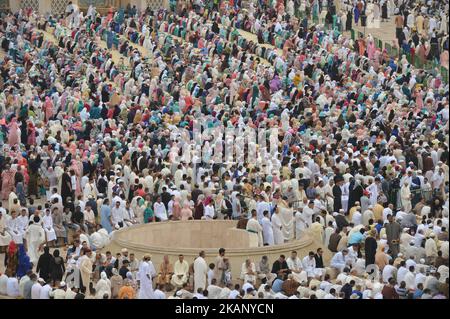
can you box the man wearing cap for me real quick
[138,253,156,299]
[50,281,68,299]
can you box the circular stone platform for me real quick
[106,220,326,280]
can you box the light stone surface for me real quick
[106,220,330,280]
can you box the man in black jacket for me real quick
[271,255,290,278]
[314,248,325,268]
[160,186,172,210]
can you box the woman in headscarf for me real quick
[44,97,53,123]
[16,244,32,278]
[194,194,205,220]
[374,244,389,271]
[133,197,145,224]
[50,249,65,285]
[171,197,182,220]
[346,10,353,31]
[347,179,364,214]
[95,271,112,299]
[36,246,54,282]
[1,164,16,200]
[4,241,18,277]
[142,199,155,223]
[180,201,193,220]
[367,37,376,60]
[26,121,36,146]
[7,118,20,146]
[109,267,123,298]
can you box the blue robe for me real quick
[17,245,32,278]
[106,30,114,50]
[100,205,112,233]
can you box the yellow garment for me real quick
[373,204,383,221]
[348,206,358,221]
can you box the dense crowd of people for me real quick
[0,0,448,299]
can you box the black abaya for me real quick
[36,252,54,282]
[333,184,343,213]
[348,183,364,213]
[61,172,72,204]
[364,236,378,267]
[346,12,353,31]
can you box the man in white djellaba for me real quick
[138,254,156,299]
[6,210,24,244]
[42,209,57,245]
[194,250,208,292]
[286,250,308,284]
[272,207,284,245]
[26,216,46,265]
[262,211,274,246]
[246,210,263,246]
[294,209,307,240]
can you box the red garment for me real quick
[8,241,17,257]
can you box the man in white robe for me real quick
[246,210,263,246]
[240,259,257,285]
[39,281,52,299]
[193,250,208,292]
[286,251,308,284]
[302,201,315,227]
[138,254,156,299]
[294,209,307,240]
[401,181,412,213]
[366,179,379,206]
[25,216,46,264]
[278,204,294,241]
[0,211,12,247]
[42,209,57,243]
[17,209,29,240]
[79,249,93,294]
[330,249,350,272]
[6,277,19,297]
[6,211,23,244]
[171,254,189,287]
[302,251,326,279]
[82,178,98,201]
[256,196,271,223]
[207,278,223,299]
[31,278,44,299]
[262,211,274,245]
[272,208,284,245]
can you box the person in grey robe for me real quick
[385,214,401,258]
